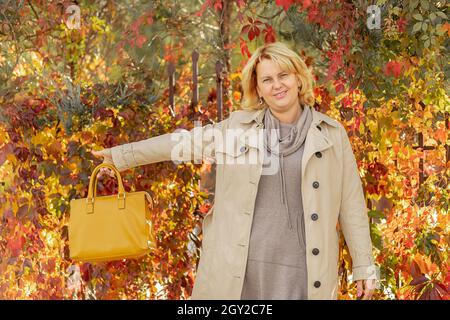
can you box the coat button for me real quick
[240,146,248,153]
[314,281,321,288]
[315,151,322,158]
[312,248,320,255]
[311,213,319,221]
[316,126,322,131]
[313,181,319,189]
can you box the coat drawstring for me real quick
[279,153,293,230]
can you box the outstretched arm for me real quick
[92,118,229,172]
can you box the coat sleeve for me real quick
[110,117,229,172]
[338,124,378,281]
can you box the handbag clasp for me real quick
[86,197,95,214]
[118,192,126,209]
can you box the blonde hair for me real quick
[241,42,315,110]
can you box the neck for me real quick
[269,103,302,124]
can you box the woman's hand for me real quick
[92,149,115,177]
[356,279,376,300]
[92,149,113,164]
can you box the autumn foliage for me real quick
[0,0,449,300]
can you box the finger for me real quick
[99,167,114,177]
[356,280,363,298]
[93,150,107,157]
[363,288,374,300]
[362,279,376,300]
[97,168,106,177]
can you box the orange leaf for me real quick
[434,128,447,144]
[440,23,450,37]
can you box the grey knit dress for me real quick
[240,105,312,300]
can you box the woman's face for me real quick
[255,58,300,113]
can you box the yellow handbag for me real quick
[69,163,156,262]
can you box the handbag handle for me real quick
[92,166,116,197]
[88,163,125,198]
[86,163,126,213]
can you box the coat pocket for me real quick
[297,213,307,249]
[215,141,251,165]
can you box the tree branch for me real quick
[27,0,39,21]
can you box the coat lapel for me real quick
[301,109,338,177]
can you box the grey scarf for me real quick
[263,104,313,229]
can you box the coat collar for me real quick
[237,106,337,179]
[238,106,339,128]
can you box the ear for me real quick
[295,74,302,88]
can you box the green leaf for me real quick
[413,14,423,21]
[370,223,383,251]
[420,0,429,11]
[436,11,447,19]
[413,22,422,33]
[391,6,402,16]
[429,12,437,21]
[410,0,420,10]
[424,39,430,47]
[435,24,445,35]
[368,209,385,219]
[421,22,428,31]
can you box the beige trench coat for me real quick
[110,107,377,300]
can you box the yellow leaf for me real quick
[230,72,241,80]
[423,110,433,119]
[359,121,365,135]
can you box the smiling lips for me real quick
[274,90,287,99]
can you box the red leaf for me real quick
[236,0,246,8]
[80,263,92,282]
[397,18,407,33]
[334,80,345,94]
[135,34,147,48]
[435,283,449,297]
[429,287,442,300]
[241,24,250,34]
[199,203,212,215]
[213,0,222,11]
[410,275,428,286]
[195,0,212,17]
[0,142,13,166]
[301,0,312,10]
[384,60,404,78]
[263,25,276,43]
[240,37,251,58]
[248,25,260,41]
[275,0,296,11]
[7,236,25,257]
[419,287,431,300]
[410,260,422,279]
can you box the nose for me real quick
[272,78,283,89]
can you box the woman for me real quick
[92,42,377,300]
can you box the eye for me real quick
[281,73,288,77]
